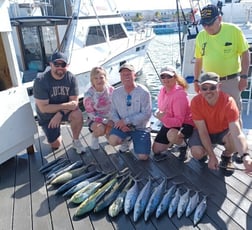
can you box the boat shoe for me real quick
[219,153,235,176]
[177,145,188,161]
[153,153,168,162]
[198,155,208,164]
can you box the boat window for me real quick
[86,26,106,46]
[108,24,127,41]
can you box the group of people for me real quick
[33,4,252,175]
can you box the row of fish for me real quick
[122,177,207,225]
[39,158,207,225]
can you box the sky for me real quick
[115,0,193,11]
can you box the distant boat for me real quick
[9,0,155,112]
[124,21,135,31]
[150,22,179,35]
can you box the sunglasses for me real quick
[160,74,174,79]
[200,85,217,91]
[53,61,67,68]
[126,94,132,107]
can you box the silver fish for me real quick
[177,188,190,219]
[124,179,140,215]
[168,187,181,218]
[193,195,207,226]
[144,178,166,221]
[155,183,177,219]
[133,177,152,222]
[185,190,200,217]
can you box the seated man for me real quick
[108,63,152,160]
[188,72,252,175]
[33,52,85,154]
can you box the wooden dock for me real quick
[0,120,252,230]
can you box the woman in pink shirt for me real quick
[152,66,194,161]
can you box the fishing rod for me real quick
[176,0,183,67]
[146,51,161,83]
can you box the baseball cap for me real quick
[199,72,220,85]
[160,65,176,76]
[200,4,220,25]
[119,63,135,72]
[51,52,68,63]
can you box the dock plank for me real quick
[0,123,252,230]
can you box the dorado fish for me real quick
[39,157,67,173]
[55,170,99,195]
[185,190,200,217]
[62,172,104,197]
[50,163,93,185]
[144,177,166,221]
[45,159,71,178]
[93,174,130,213]
[74,175,118,217]
[46,160,84,183]
[133,177,152,222]
[177,188,190,219]
[168,187,181,218]
[155,183,177,219]
[70,172,115,204]
[193,195,207,226]
[124,178,140,215]
[108,176,133,217]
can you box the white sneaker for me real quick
[91,135,99,150]
[119,137,131,153]
[72,139,86,154]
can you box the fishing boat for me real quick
[1,1,252,229]
[8,0,155,110]
[149,21,179,35]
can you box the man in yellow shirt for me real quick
[193,4,250,114]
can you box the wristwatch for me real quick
[193,79,199,83]
[241,153,250,161]
[240,74,248,79]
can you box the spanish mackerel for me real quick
[133,177,152,222]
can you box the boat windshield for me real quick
[86,24,127,46]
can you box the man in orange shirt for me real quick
[188,72,252,175]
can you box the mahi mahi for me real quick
[108,176,133,217]
[70,172,115,204]
[93,174,130,212]
[74,175,118,217]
